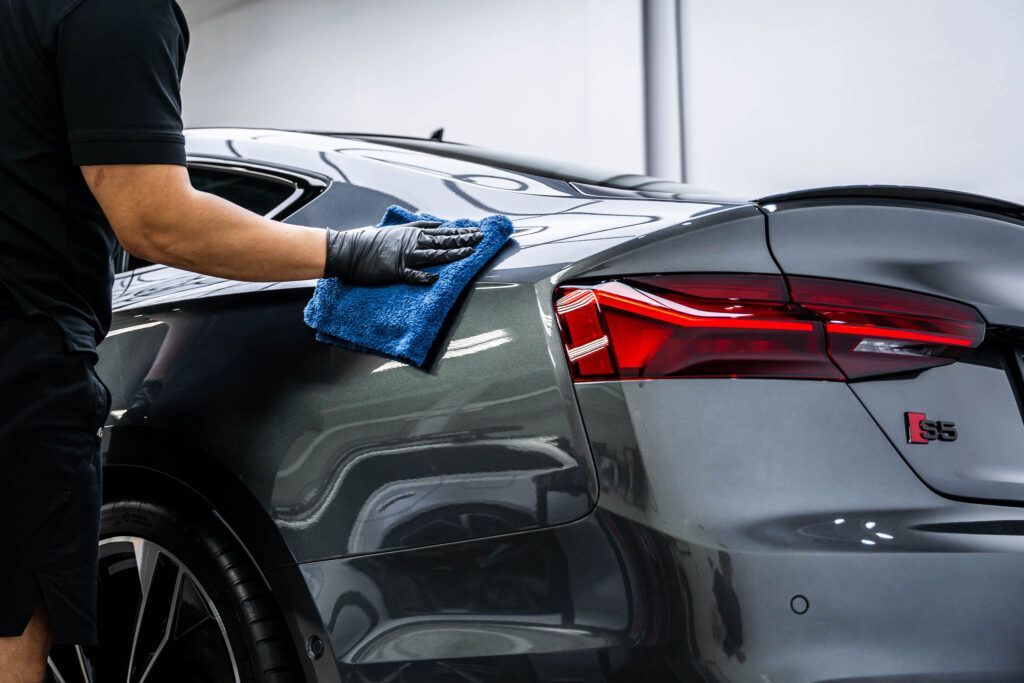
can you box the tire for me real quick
[92,500,304,683]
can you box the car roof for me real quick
[184,127,744,204]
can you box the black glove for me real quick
[324,221,483,285]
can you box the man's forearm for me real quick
[82,163,328,282]
[82,163,481,287]
[133,188,328,281]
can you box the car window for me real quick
[114,165,299,273]
[188,167,296,216]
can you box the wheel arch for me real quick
[102,426,296,572]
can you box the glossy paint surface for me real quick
[284,369,1024,680]
[289,499,1024,682]
[97,131,1024,681]
[277,353,1024,681]
[765,201,1024,328]
[766,201,1024,505]
[571,380,1024,681]
[100,129,756,565]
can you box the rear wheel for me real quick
[47,500,302,683]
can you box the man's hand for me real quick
[325,222,483,285]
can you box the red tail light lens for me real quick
[554,274,985,382]
[788,277,986,379]
[555,275,841,381]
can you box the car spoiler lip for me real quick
[759,185,1024,223]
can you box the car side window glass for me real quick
[187,167,296,216]
[114,166,298,273]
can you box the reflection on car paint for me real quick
[97,129,1024,681]
[103,274,598,561]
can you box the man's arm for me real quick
[82,164,328,282]
[82,163,483,284]
[68,1,481,286]
[62,0,330,282]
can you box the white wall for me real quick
[179,0,1024,205]
[683,0,1024,203]
[177,0,647,174]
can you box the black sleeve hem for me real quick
[71,138,186,166]
[69,129,184,143]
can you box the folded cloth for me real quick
[303,205,514,367]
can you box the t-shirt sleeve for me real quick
[57,0,189,166]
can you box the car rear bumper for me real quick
[273,379,1024,682]
[275,504,1024,682]
[576,378,1024,681]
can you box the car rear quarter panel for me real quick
[101,132,768,566]
[101,278,596,564]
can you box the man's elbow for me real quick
[110,215,161,262]
[111,215,195,270]
[81,163,198,268]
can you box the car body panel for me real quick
[764,201,1024,328]
[850,356,1024,504]
[285,506,1024,683]
[101,130,764,566]
[570,379,1024,682]
[97,130,1024,681]
[766,201,1024,505]
[281,376,1024,681]
[102,277,598,564]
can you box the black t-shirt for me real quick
[0,0,189,357]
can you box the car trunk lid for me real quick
[765,193,1024,504]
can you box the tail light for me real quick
[554,274,985,382]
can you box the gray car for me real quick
[47,129,1024,683]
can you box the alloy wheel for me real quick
[47,536,240,683]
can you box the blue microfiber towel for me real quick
[303,205,514,367]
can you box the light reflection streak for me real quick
[275,435,574,531]
[106,321,165,338]
[277,385,562,478]
[371,329,512,374]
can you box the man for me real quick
[0,0,481,679]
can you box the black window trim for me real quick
[185,157,325,220]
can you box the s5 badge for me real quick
[906,412,957,444]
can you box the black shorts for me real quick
[0,314,109,646]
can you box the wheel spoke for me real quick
[98,534,241,683]
[46,645,93,683]
[46,657,68,683]
[132,539,161,603]
[126,540,183,683]
[170,613,214,644]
